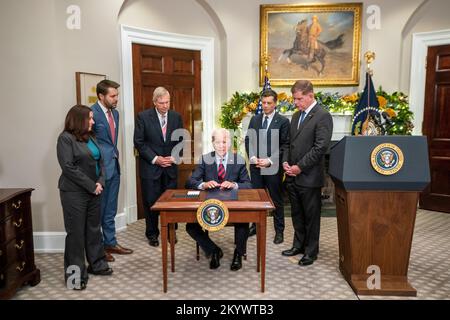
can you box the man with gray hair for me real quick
[186,128,252,271]
[134,87,184,247]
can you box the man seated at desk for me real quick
[185,128,252,271]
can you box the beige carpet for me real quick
[13,210,450,300]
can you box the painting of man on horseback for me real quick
[260,3,362,86]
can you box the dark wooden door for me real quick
[420,44,450,213]
[132,44,201,219]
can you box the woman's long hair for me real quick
[64,105,92,142]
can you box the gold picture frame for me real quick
[260,3,362,87]
[76,72,106,105]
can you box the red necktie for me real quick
[107,110,116,144]
[218,161,225,182]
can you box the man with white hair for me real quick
[186,128,252,271]
[134,87,184,247]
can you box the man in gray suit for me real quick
[281,80,333,266]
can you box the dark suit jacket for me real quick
[244,112,290,169]
[133,108,184,180]
[57,131,105,193]
[91,102,120,180]
[186,152,252,190]
[282,103,333,188]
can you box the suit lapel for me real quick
[292,105,318,140]
[224,153,234,181]
[267,113,279,131]
[209,152,219,180]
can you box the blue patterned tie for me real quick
[298,111,306,129]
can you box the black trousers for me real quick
[250,166,285,233]
[287,183,322,257]
[186,223,249,256]
[60,191,108,283]
[141,171,177,239]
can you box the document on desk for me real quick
[205,188,238,201]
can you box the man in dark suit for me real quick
[92,80,133,262]
[245,89,290,244]
[134,87,184,247]
[281,80,333,266]
[186,128,252,271]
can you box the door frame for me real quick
[409,29,450,135]
[120,24,215,224]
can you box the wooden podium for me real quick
[151,189,274,293]
[329,136,430,296]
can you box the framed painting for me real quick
[260,3,362,87]
[76,72,106,105]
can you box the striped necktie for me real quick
[218,160,225,183]
[161,115,167,140]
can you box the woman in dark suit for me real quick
[57,105,113,291]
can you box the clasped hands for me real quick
[203,180,236,190]
[155,156,176,167]
[283,162,301,177]
[250,157,271,168]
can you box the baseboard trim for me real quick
[34,211,128,253]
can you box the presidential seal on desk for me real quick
[197,199,229,231]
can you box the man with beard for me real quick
[92,80,133,262]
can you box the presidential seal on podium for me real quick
[196,199,229,231]
[370,143,404,175]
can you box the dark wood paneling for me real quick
[420,44,450,213]
[132,44,201,219]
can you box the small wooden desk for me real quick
[151,189,274,293]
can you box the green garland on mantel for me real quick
[219,87,414,135]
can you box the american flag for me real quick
[255,74,272,115]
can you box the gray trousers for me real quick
[60,191,108,283]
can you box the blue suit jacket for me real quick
[91,102,120,180]
[186,152,252,190]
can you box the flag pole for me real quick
[363,51,376,124]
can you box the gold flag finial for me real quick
[364,51,375,76]
[262,54,271,78]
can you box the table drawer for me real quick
[0,234,30,270]
[0,258,33,291]
[0,193,30,222]
[0,213,31,244]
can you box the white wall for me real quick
[0,0,124,233]
[1,0,448,238]
[400,0,450,92]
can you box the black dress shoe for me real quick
[248,223,256,237]
[148,235,159,247]
[281,247,304,256]
[209,248,223,269]
[273,232,284,244]
[298,254,317,266]
[230,250,242,271]
[87,266,114,276]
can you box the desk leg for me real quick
[169,223,175,272]
[161,213,168,293]
[256,221,261,273]
[260,211,267,293]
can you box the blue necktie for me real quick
[262,116,269,130]
[298,111,306,129]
